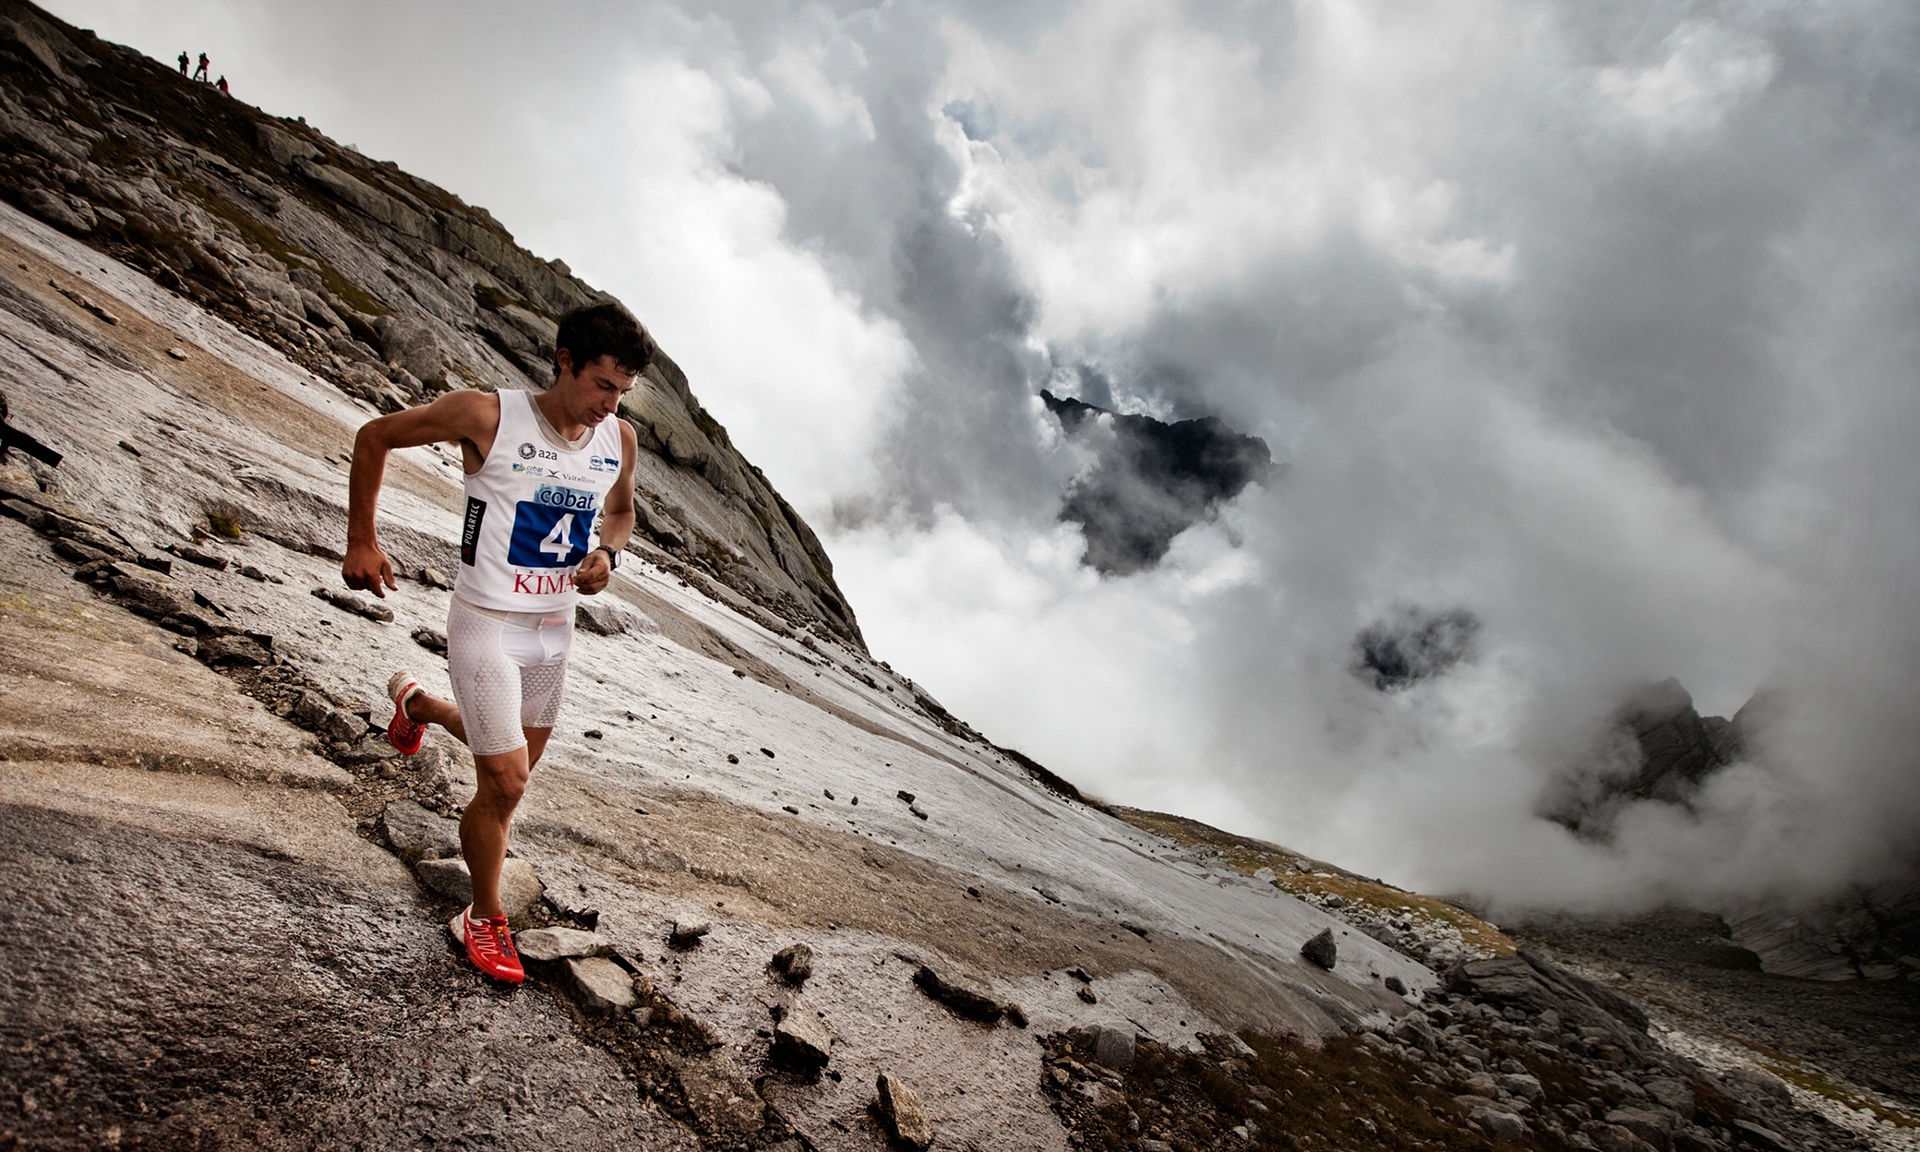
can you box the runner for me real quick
[342,302,651,983]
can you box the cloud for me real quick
[45,0,1920,910]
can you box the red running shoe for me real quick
[450,905,524,984]
[386,670,425,756]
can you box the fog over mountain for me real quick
[48,0,1920,911]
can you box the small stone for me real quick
[772,1006,833,1070]
[896,790,915,804]
[772,942,814,984]
[760,747,775,758]
[670,1052,765,1136]
[726,753,739,764]
[198,633,273,667]
[311,586,394,622]
[782,805,799,814]
[1385,975,1408,995]
[1642,1078,1695,1119]
[167,347,189,360]
[417,566,451,590]
[630,1006,653,1028]
[413,857,544,918]
[670,920,712,948]
[514,926,603,962]
[566,956,638,1012]
[1470,1106,1530,1141]
[291,690,333,729]
[1301,927,1338,969]
[584,729,604,740]
[1004,1002,1028,1028]
[1732,1121,1790,1152]
[411,626,447,655]
[909,803,928,820]
[318,708,365,745]
[823,789,834,800]
[1092,1026,1135,1070]
[1076,987,1097,1004]
[168,543,229,571]
[875,1072,933,1150]
[240,564,272,582]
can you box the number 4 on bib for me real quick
[540,513,575,560]
[509,501,592,569]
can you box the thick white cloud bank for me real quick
[50,0,1920,910]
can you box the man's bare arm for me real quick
[343,390,499,597]
[575,420,639,596]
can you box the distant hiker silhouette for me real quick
[177,51,188,75]
[193,53,209,82]
[216,75,229,95]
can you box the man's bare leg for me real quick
[401,689,466,746]
[458,727,551,920]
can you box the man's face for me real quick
[558,352,638,424]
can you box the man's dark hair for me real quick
[555,302,655,378]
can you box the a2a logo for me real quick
[516,442,557,462]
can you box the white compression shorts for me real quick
[446,596,573,755]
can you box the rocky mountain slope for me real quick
[0,0,860,647]
[0,5,1914,1151]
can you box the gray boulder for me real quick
[413,856,544,918]
[380,799,463,861]
[1092,1025,1136,1071]
[1300,927,1337,969]
[566,957,637,1012]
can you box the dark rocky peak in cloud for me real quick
[1541,678,1767,841]
[1351,605,1482,692]
[1041,389,1274,576]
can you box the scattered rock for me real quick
[670,920,712,948]
[1605,1107,1677,1147]
[411,626,447,655]
[726,753,739,764]
[318,707,365,746]
[1732,1120,1791,1151]
[912,963,1010,1023]
[781,804,798,814]
[1583,1121,1658,1152]
[166,542,228,570]
[416,566,451,590]
[1091,1026,1136,1070]
[1076,987,1097,1005]
[1469,1105,1530,1142]
[291,689,334,730]
[311,586,394,622]
[379,799,461,861]
[566,956,637,1012]
[514,925,602,963]
[1384,974,1407,995]
[772,1005,833,1070]
[197,633,274,667]
[760,747,775,758]
[909,803,928,820]
[575,598,633,635]
[896,790,915,804]
[670,1052,766,1137]
[166,347,189,360]
[412,857,544,918]
[771,942,814,984]
[585,729,604,740]
[875,1072,933,1150]
[1301,927,1338,969]
[1643,1078,1695,1119]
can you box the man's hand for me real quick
[342,541,399,598]
[575,548,612,596]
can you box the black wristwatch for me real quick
[594,545,621,570]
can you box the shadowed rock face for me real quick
[0,0,861,647]
[1540,678,1751,841]
[1041,390,1275,576]
[1351,605,1481,692]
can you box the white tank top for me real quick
[454,389,624,612]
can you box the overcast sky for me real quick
[49,0,1920,911]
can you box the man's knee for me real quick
[473,754,530,808]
